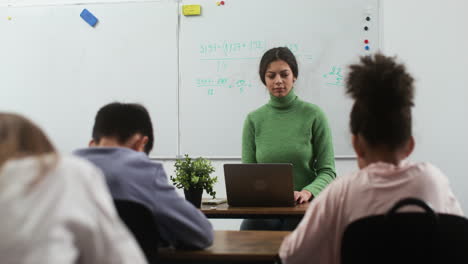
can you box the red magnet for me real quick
[220,1,225,5]
[364,39,369,44]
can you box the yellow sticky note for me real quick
[182,5,201,16]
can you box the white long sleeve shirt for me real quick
[0,155,147,264]
[279,161,463,264]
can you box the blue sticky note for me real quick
[80,9,98,27]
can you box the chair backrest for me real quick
[341,197,468,264]
[114,199,159,264]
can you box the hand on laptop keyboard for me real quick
[294,190,312,204]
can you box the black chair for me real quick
[341,197,468,264]
[114,199,159,264]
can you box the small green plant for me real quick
[171,154,217,198]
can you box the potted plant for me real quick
[170,154,217,208]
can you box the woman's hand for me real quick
[294,190,313,204]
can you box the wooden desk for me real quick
[159,230,290,264]
[201,202,310,219]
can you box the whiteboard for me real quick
[179,0,380,157]
[0,1,179,157]
[0,0,380,158]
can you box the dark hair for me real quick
[92,102,154,154]
[346,53,414,150]
[259,47,298,85]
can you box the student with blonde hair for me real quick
[279,54,463,264]
[0,113,146,264]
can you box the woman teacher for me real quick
[241,47,336,230]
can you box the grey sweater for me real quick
[74,147,213,249]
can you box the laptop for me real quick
[223,163,295,207]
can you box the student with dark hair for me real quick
[74,102,213,249]
[0,113,146,264]
[241,47,336,230]
[279,54,463,264]
[91,102,154,154]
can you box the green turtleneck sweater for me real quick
[242,90,336,197]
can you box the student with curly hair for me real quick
[279,54,463,264]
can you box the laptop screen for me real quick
[223,163,294,207]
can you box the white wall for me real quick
[382,0,468,213]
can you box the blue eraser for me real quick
[80,9,98,27]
